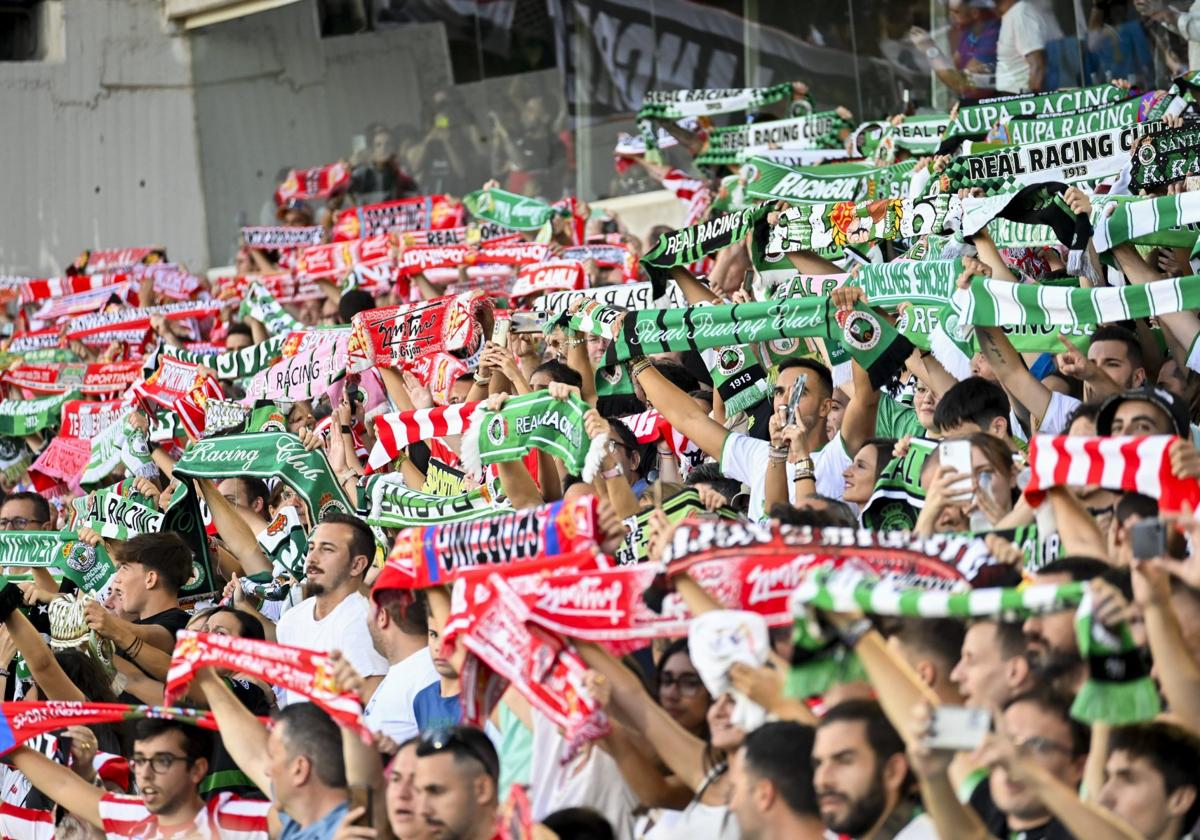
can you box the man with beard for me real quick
[275,514,388,706]
[1022,557,1111,694]
[811,700,936,839]
[730,721,826,840]
[7,718,271,839]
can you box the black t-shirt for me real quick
[118,607,191,696]
[203,678,272,800]
[968,774,1075,840]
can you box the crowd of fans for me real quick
[12,10,1200,839]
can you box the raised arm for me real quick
[633,365,729,462]
[198,479,271,577]
[8,746,105,829]
[194,666,272,793]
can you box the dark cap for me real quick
[276,198,313,222]
[1096,385,1191,437]
[417,725,500,782]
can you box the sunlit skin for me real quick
[1106,400,1174,437]
[987,702,1084,830]
[415,752,496,840]
[131,730,206,822]
[841,445,880,506]
[386,743,432,840]
[657,651,712,736]
[1087,340,1144,392]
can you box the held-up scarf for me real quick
[238,282,304,335]
[393,221,513,249]
[132,356,223,440]
[1091,193,1200,254]
[0,391,78,436]
[456,573,610,760]
[293,234,393,281]
[1025,434,1200,512]
[347,291,492,373]
[65,300,220,345]
[464,188,556,232]
[7,329,61,353]
[274,162,351,204]
[396,242,552,278]
[72,489,164,536]
[741,157,883,204]
[165,631,369,738]
[620,409,701,476]
[533,281,682,318]
[616,488,740,566]
[29,436,92,491]
[600,298,914,390]
[174,432,353,524]
[135,264,204,302]
[791,574,1084,618]
[16,273,123,304]
[772,259,964,311]
[256,505,308,586]
[383,495,600,588]
[950,274,1200,331]
[510,260,586,302]
[461,391,608,483]
[0,532,116,593]
[989,95,1152,145]
[853,115,951,157]
[762,195,954,257]
[332,194,465,241]
[244,328,351,404]
[367,401,480,473]
[636,84,793,153]
[1072,588,1160,725]
[74,247,166,275]
[0,702,229,757]
[31,282,135,325]
[360,475,495,527]
[640,205,769,294]
[695,112,850,166]
[942,122,1159,194]
[160,335,286,381]
[406,352,470,406]
[2,362,141,395]
[1131,125,1200,190]
[240,226,325,249]
[559,244,640,282]
[942,84,1130,144]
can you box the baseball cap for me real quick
[1096,386,1191,437]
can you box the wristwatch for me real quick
[792,456,815,473]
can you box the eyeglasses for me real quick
[419,727,498,781]
[131,753,192,774]
[0,517,34,530]
[1013,736,1073,758]
[659,672,705,695]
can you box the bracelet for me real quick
[123,636,144,659]
[838,618,874,649]
[793,470,815,482]
[630,355,653,377]
[0,668,11,678]
[339,424,352,434]
[768,446,789,459]
[473,374,492,385]
[601,464,625,479]
[792,456,815,473]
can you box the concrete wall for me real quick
[0,0,208,274]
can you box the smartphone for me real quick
[938,439,973,498]
[345,373,361,412]
[924,706,991,752]
[492,315,512,349]
[785,374,807,427]
[435,114,450,130]
[349,785,373,827]
[1130,518,1167,561]
[510,311,548,333]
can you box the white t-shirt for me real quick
[529,710,639,840]
[721,432,852,522]
[276,591,389,706]
[995,0,1050,93]
[895,813,939,839]
[1040,390,1082,436]
[363,647,439,742]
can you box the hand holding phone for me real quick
[785,374,807,427]
[1130,518,1166,561]
[923,706,991,752]
[938,439,974,499]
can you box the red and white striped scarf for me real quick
[274,162,351,205]
[620,409,699,476]
[368,401,481,473]
[1025,434,1200,512]
[133,357,223,440]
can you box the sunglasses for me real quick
[419,727,498,781]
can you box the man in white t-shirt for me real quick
[276,513,389,705]
[994,0,1050,92]
[634,356,876,522]
[361,586,439,743]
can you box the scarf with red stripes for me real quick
[165,631,369,738]
[2,362,141,396]
[347,292,492,374]
[274,162,351,204]
[1025,434,1200,512]
[0,701,225,759]
[332,194,466,240]
[368,401,481,473]
[133,357,223,440]
[293,234,393,281]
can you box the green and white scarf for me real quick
[951,274,1200,330]
[942,121,1159,194]
[636,84,793,153]
[174,431,353,525]
[862,439,937,531]
[772,258,964,312]
[615,488,739,566]
[257,506,308,583]
[464,187,555,232]
[82,406,132,487]
[1071,588,1161,725]
[599,297,913,390]
[72,489,164,536]
[853,115,950,159]
[943,84,1130,143]
[989,95,1150,145]
[361,475,496,528]
[460,391,608,483]
[1092,193,1200,255]
[1130,124,1200,190]
[791,573,1084,618]
[0,531,116,594]
[640,205,769,294]
[0,390,78,436]
[160,335,286,381]
[239,282,303,335]
[762,195,954,258]
[695,111,850,166]
[742,157,918,204]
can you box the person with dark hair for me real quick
[541,807,616,840]
[82,531,192,677]
[842,437,897,508]
[730,722,824,840]
[812,699,933,838]
[360,587,438,742]
[338,289,376,325]
[224,322,254,352]
[1023,556,1111,692]
[350,123,420,203]
[770,497,859,528]
[1100,721,1200,840]
[531,358,584,390]
[275,513,388,706]
[684,461,742,504]
[950,619,1033,710]
[884,617,966,703]
[932,376,1012,439]
[216,476,270,522]
[655,638,713,740]
[6,717,271,838]
[1109,492,1161,567]
[415,726,500,840]
[0,490,51,531]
